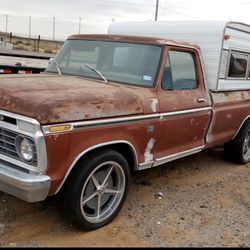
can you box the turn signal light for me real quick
[48,124,72,133]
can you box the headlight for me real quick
[16,136,35,162]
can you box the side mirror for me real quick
[48,58,54,64]
[48,58,62,76]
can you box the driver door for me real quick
[154,46,212,162]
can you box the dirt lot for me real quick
[0,147,250,247]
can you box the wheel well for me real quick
[108,144,137,170]
[233,116,250,140]
[55,142,138,195]
[75,143,137,172]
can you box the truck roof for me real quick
[67,34,200,50]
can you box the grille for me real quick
[0,127,37,166]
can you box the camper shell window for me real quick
[227,52,248,78]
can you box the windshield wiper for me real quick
[81,63,108,83]
[49,58,62,76]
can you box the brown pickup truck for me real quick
[0,34,250,230]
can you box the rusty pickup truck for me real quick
[0,34,250,230]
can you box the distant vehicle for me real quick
[0,50,50,74]
[0,21,250,230]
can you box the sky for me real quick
[0,0,250,40]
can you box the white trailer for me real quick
[108,21,250,91]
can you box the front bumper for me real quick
[0,162,51,202]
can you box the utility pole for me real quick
[155,0,159,21]
[29,16,32,38]
[5,15,8,34]
[37,35,40,52]
[53,16,56,40]
[78,17,81,34]
[5,15,8,42]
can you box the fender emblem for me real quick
[147,125,154,133]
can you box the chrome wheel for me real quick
[243,129,250,160]
[80,161,125,224]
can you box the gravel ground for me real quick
[0,147,250,247]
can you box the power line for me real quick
[160,7,195,18]
[96,0,195,19]
[165,0,193,8]
[96,0,155,7]
[159,1,195,19]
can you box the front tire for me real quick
[63,149,130,230]
[224,121,250,164]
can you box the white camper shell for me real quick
[108,21,250,91]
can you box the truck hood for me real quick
[0,73,144,124]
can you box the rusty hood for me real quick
[0,73,144,124]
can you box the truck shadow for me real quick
[0,147,247,246]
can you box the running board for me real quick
[138,146,205,170]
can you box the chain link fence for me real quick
[0,14,111,53]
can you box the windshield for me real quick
[46,40,162,87]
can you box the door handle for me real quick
[197,98,207,103]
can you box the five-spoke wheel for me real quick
[242,129,250,162]
[63,150,130,230]
[224,121,250,164]
[80,161,126,224]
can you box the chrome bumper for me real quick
[0,162,51,202]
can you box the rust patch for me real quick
[0,74,146,124]
[67,34,200,50]
[211,91,250,104]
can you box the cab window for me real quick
[162,50,198,90]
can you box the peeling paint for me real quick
[144,138,156,162]
[151,99,158,113]
[53,134,59,140]
[0,74,144,124]
[211,91,250,104]
[206,111,217,144]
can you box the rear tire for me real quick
[224,121,250,164]
[62,149,130,230]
